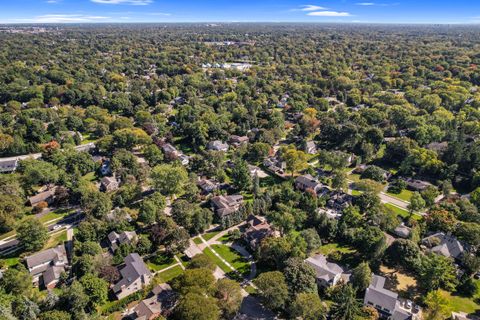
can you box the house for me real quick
[422,232,465,260]
[404,178,433,192]
[210,195,244,218]
[113,253,152,300]
[305,141,317,155]
[25,244,68,289]
[161,143,180,160]
[318,208,342,220]
[393,224,411,239]
[263,157,286,176]
[207,140,229,152]
[327,191,352,211]
[100,176,119,192]
[197,178,219,194]
[178,154,190,166]
[243,215,276,250]
[131,283,176,319]
[305,254,346,287]
[229,135,249,147]
[108,230,137,252]
[295,174,323,193]
[364,274,418,320]
[28,187,56,207]
[0,158,18,173]
[247,164,261,177]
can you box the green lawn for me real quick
[193,237,203,245]
[317,243,356,256]
[347,173,362,183]
[81,171,97,182]
[203,247,231,273]
[155,265,184,283]
[384,203,423,221]
[38,208,75,224]
[147,254,176,272]
[218,233,232,243]
[1,257,20,267]
[386,189,413,202]
[44,230,67,249]
[351,190,363,196]
[440,285,480,315]
[203,230,221,242]
[211,244,250,277]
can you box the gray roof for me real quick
[295,174,321,190]
[28,188,56,206]
[211,195,244,217]
[113,253,151,293]
[134,284,175,319]
[305,254,343,283]
[25,245,67,270]
[423,232,464,259]
[43,265,65,286]
[364,275,398,313]
[207,140,229,151]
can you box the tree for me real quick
[231,159,252,191]
[423,290,450,320]
[12,296,40,320]
[143,144,164,166]
[151,164,189,196]
[254,271,289,311]
[39,310,71,320]
[350,262,372,293]
[419,253,458,292]
[300,228,322,253]
[172,268,216,296]
[174,292,220,320]
[281,146,307,176]
[283,257,317,296]
[290,292,326,320]
[80,189,112,219]
[17,159,60,190]
[360,166,386,182]
[215,278,243,319]
[258,237,292,269]
[16,218,48,252]
[330,284,362,320]
[79,274,108,308]
[385,239,421,272]
[0,265,32,296]
[59,281,88,314]
[332,170,348,192]
[139,192,166,224]
[188,254,216,272]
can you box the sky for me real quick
[1,0,480,24]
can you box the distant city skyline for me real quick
[1,0,480,24]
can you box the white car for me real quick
[405,300,413,309]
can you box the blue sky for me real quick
[1,0,480,24]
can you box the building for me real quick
[131,283,176,320]
[393,224,412,239]
[305,141,317,154]
[305,254,346,287]
[404,178,433,192]
[210,195,244,218]
[207,140,229,152]
[327,191,353,211]
[25,244,68,289]
[100,176,119,192]
[28,187,56,207]
[113,253,152,300]
[364,274,418,320]
[161,143,180,160]
[100,159,112,176]
[263,157,286,176]
[108,230,137,252]
[229,135,249,147]
[422,232,465,260]
[243,215,276,250]
[295,174,323,193]
[0,158,18,173]
[197,178,219,194]
[178,154,190,166]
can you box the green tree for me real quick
[17,218,48,252]
[290,292,326,320]
[174,292,220,320]
[408,192,426,215]
[79,273,108,308]
[350,262,372,292]
[39,310,71,320]
[423,290,450,320]
[283,257,317,296]
[419,253,458,292]
[215,278,243,319]
[330,284,362,320]
[172,268,216,295]
[151,164,189,196]
[0,265,32,296]
[231,159,252,191]
[188,254,216,272]
[254,271,289,311]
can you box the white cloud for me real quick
[8,14,111,23]
[91,0,152,5]
[355,2,399,6]
[147,12,171,16]
[46,0,62,3]
[307,11,352,17]
[356,2,375,5]
[299,5,328,11]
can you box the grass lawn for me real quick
[44,230,67,249]
[244,285,257,295]
[81,171,97,182]
[38,208,75,224]
[440,286,480,315]
[351,189,363,196]
[218,233,232,243]
[0,257,20,267]
[147,254,176,272]
[0,230,15,241]
[203,230,221,242]
[259,173,283,189]
[155,265,184,283]
[384,204,423,221]
[203,247,231,273]
[317,243,356,256]
[193,237,203,245]
[347,173,362,183]
[211,244,250,276]
[380,265,418,297]
[386,189,413,202]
